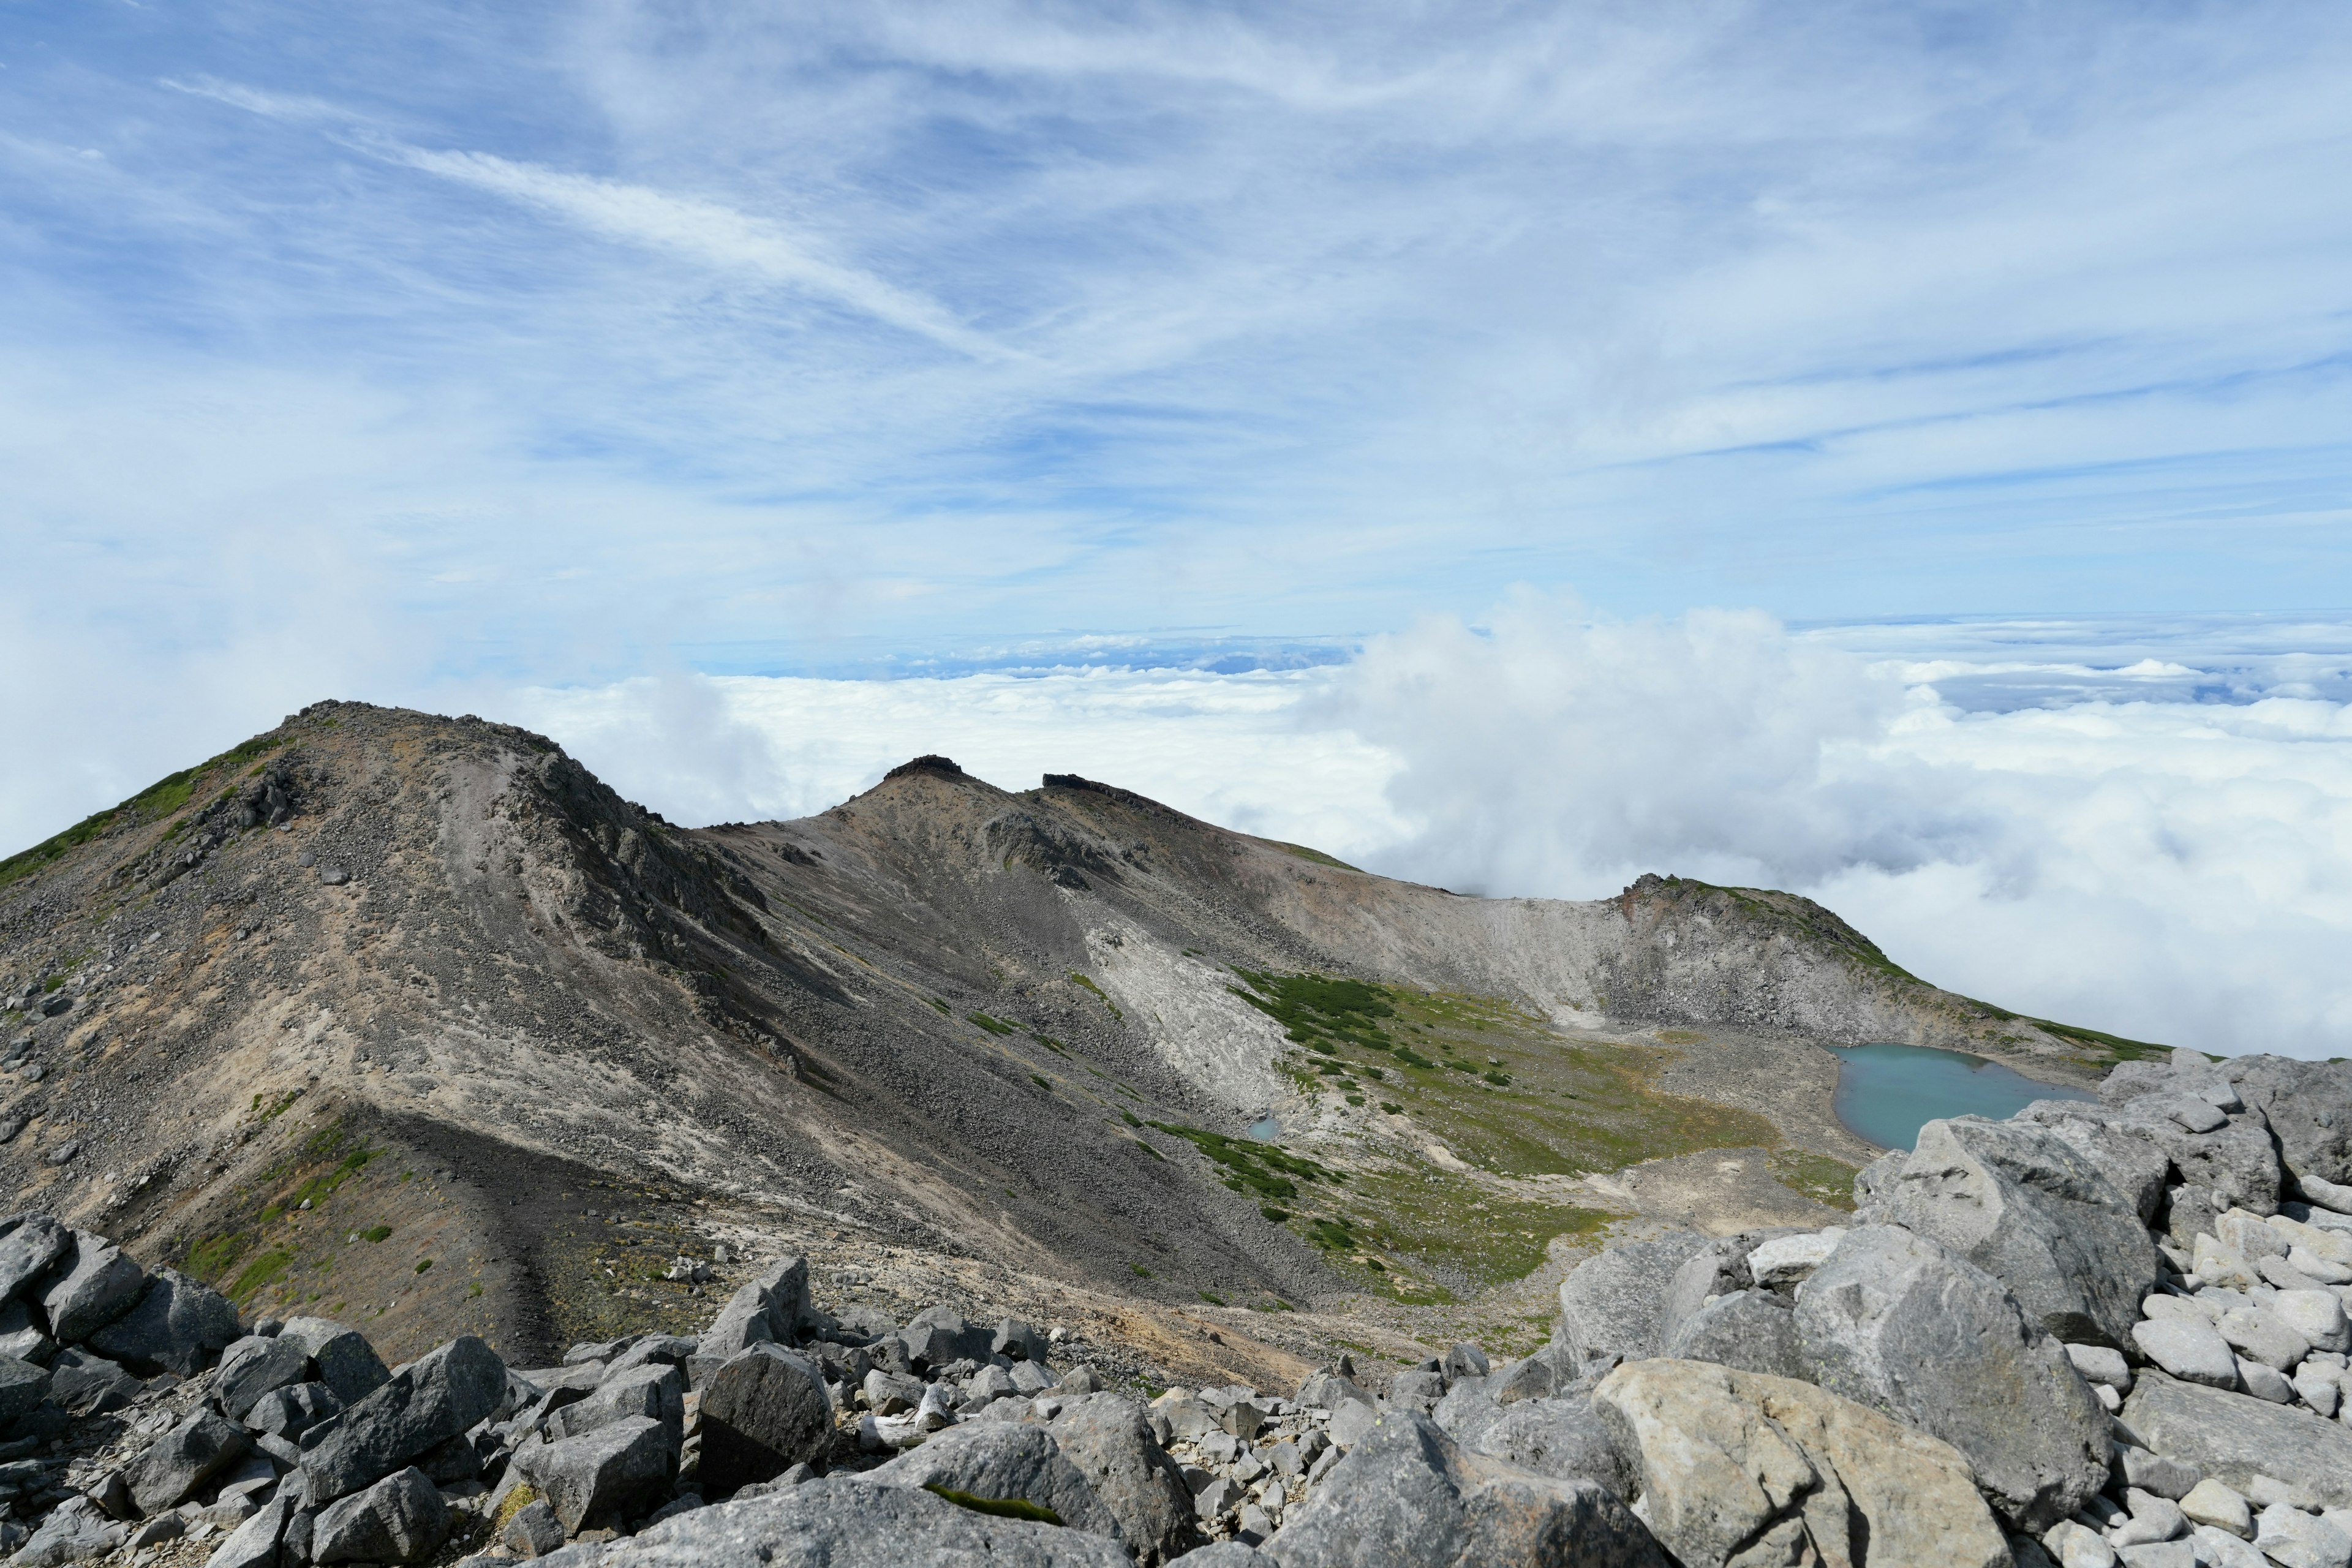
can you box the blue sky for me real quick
[9,4,2352,1052]
[8,1,2352,690]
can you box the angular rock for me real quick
[10,1495,127,1567]
[1458,1395,1631,1501]
[2180,1477,2252,1537]
[1593,1358,2010,1568]
[2117,1446,2201,1500]
[696,1343,831,1497]
[300,1335,506,1502]
[2258,1503,2352,1568]
[1042,1392,1200,1566]
[37,1232,146,1344]
[503,1496,567,1557]
[2067,1344,2133,1391]
[994,1319,1051,1365]
[2120,1370,2352,1508]
[901,1305,995,1371]
[869,1420,1121,1540]
[276,1316,391,1404]
[2216,1306,2309,1371]
[1659,1289,1804,1380]
[0,1215,70,1305]
[2160,1114,2283,1219]
[81,1268,239,1378]
[127,1407,251,1513]
[1293,1369,1373,1411]
[2231,1057,2352,1188]
[532,1474,1134,1565]
[2018,1101,2176,1225]
[247,1380,344,1440]
[217,1334,314,1422]
[0,1355,48,1425]
[1441,1343,1489,1382]
[549,1363,684,1445]
[1262,1408,1664,1567]
[1744,1230,1845,1291]
[512,1414,676,1531]
[1858,1116,2158,1346]
[46,1346,141,1415]
[1555,1230,1708,1368]
[699,1259,809,1360]
[312,1465,449,1564]
[2275,1289,2352,1355]
[1794,1224,2109,1531]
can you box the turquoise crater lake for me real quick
[1826,1042,2096,1152]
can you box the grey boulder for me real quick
[513,1414,678,1531]
[46,1346,141,1415]
[2120,1370,2352,1509]
[0,1215,71,1305]
[126,1407,251,1513]
[1555,1231,1708,1368]
[2016,1101,2175,1224]
[300,1335,506,1502]
[1858,1116,2158,1347]
[696,1343,832,1497]
[1793,1224,2109,1531]
[0,1355,50,1425]
[699,1258,810,1360]
[81,1268,240,1377]
[37,1231,146,1344]
[2230,1056,2352,1186]
[549,1362,685,1446]
[1458,1395,1631,1501]
[276,1316,391,1404]
[1659,1289,1805,1380]
[901,1305,996,1370]
[2155,1113,2284,1219]
[312,1464,449,1564]
[217,1333,314,1422]
[1042,1392,1201,1565]
[2131,1319,2239,1387]
[248,1381,345,1441]
[1262,1407,1664,1567]
[524,1474,1133,1565]
[869,1420,1120,1539]
[9,1496,127,1567]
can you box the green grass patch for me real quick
[1199,1290,1226,1306]
[0,734,286,888]
[184,1233,247,1281]
[229,1249,295,1302]
[361,1225,392,1242]
[1254,838,1363,872]
[1129,1264,1152,1278]
[1148,1123,1343,1202]
[415,1258,433,1274]
[923,1485,1063,1527]
[1766,1148,1861,1212]
[1030,1074,1053,1092]
[968,1012,1015,1035]
[1069,973,1121,1019]
[927,997,951,1015]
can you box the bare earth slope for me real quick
[0,702,2138,1376]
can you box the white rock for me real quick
[2195,1235,2262,1291]
[2256,1502,2352,1568]
[2065,1343,2133,1390]
[2190,1523,2267,1567]
[2299,1365,2344,1417]
[2143,1294,2221,1324]
[2132,1319,2239,1387]
[1745,1229,1844,1289]
[2180,1478,2252,1539]
[2278,1290,2352,1355]
[2238,1357,2296,1403]
[2044,1519,2116,1568]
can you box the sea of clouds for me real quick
[507,603,2352,1060]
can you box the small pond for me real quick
[1246,1116,1281,1142]
[1827,1042,2096,1152]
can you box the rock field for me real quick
[0,1044,2329,1565]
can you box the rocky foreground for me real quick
[0,1047,2347,1566]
